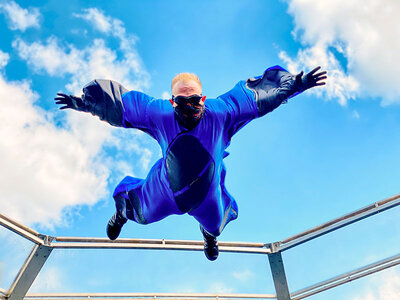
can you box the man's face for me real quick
[171,79,205,129]
[171,80,204,107]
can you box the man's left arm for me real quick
[247,66,327,117]
[218,66,326,141]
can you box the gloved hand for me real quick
[295,66,327,92]
[54,93,87,111]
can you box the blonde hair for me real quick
[171,73,202,91]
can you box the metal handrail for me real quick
[291,252,400,299]
[0,288,7,297]
[0,214,43,245]
[277,193,400,252]
[51,237,270,254]
[24,293,276,299]
[1,193,400,300]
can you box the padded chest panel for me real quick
[166,135,214,213]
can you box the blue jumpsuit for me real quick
[82,66,300,237]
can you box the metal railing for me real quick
[1,193,400,300]
[24,293,277,300]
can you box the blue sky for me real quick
[0,0,400,299]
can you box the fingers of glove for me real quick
[307,66,321,76]
[315,75,327,82]
[54,97,70,103]
[313,74,327,83]
[59,105,71,110]
[313,70,327,78]
[56,92,70,98]
[55,101,70,106]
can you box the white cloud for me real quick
[73,7,146,89]
[232,269,254,282]
[5,9,155,228]
[105,129,155,175]
[0,49,10,69]
[282,0,400,106]
[74,8,138,47]
[125,143,152,171]
[29,266,66,293]
[11,7,153,163]
[279,45,359,106]
[74,8,112,33]
[0,0,40,31]
[12,37,81,77]
[0,228,36,288]
[162,91,171,99]
[12,8,149,94]
[208,282,235,294]
[351,269,400,300]
[12,37,149,95]
[352,110,360,119]
[0,59,108,228]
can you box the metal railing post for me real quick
[267,247,291,300]
[8,244,53,300]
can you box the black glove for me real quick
[295,66,327,92]
[54,93,87,111]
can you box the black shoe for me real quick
[106,212,127,240]
[200,226,219,261]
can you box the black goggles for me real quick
[172,95,203,106]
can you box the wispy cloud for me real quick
[73,7,148,92]
[281,0,400,106]
[0,229,35,288]
[351,269,400,300]
[232,269,254,282]
[352,110,360,119]
[0,0,40,31]
[0,50,9,69]
[74,8,113,34]
[208,282,235,294]
[0,56,109,228]
[5,9,154,228]
[279,45,359,106]
[30,266,67,293]
[12,36,149,95]
[12,7,149,94]
[162,91,171,99]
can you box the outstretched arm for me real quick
[54,79,129,127]
[246,66,327,117]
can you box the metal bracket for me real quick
[265,242,281,253]
[38,234,55,246]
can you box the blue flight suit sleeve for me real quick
[121,90,154,130]
[81,79,129,127]
[218,65,302,142]
[81,79,156,137]
[218,81,258,141]
[246,65,300,117]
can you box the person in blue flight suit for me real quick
[55,65,327,261]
